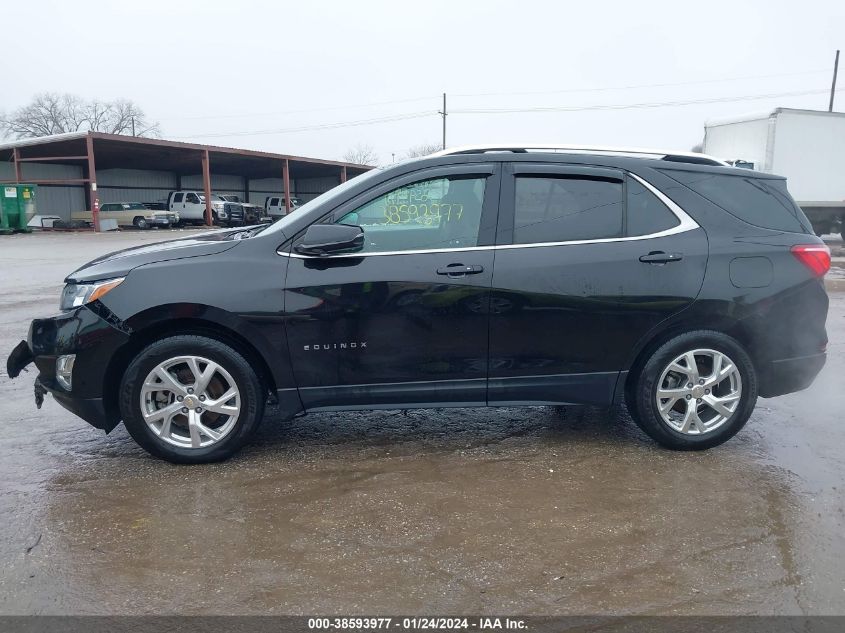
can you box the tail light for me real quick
[791,244,831,277]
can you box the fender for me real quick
[122,303,297,393]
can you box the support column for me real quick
[12,148,22,183]
[201,150,213,226]
[340,165,347,184]
[244,178,250,204]
[283,159,291,214]
[86,135,100,232]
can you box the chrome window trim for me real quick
[278,173,699,259]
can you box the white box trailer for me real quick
[704,108,845,236]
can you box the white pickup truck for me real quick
[166,191,244,226]
[264,195,302,219]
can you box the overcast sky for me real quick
[1,0,842,164]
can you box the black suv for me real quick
[7,146,830,463]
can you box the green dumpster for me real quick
[0,184,36,234]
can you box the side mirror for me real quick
[294,223,364,257]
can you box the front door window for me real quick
[336,176,486,253]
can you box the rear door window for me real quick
[664,170,811,233]
[513,176,623,244]
[172,193,184,203]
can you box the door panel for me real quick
[488,163,708,406]
[284,250,495,408]
[283,164,501,410]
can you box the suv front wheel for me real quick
[119,335,265,463]
[628,331,758,450]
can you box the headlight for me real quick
[60,277,125,311]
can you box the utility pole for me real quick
[439,93,447,150]
[131,116,136,137]
[830,49,840,112]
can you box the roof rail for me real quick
[430,144,729,167]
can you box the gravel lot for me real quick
[1,230,843,615]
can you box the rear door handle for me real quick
[639,251,683,264]
[437,263,484,276]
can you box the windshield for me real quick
[198,194,226,202]
[261,168,385,236]
[126,203,147,210]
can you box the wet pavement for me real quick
[0,231,843,615]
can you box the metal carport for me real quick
[0,132,372,229]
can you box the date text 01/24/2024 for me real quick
[307,618,527,630]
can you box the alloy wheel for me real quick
[655,348,742,435]
[140,355,240,448]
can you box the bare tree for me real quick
[0,93,160,139]
[343,143,378,165]
[690,142,704,153]
[405,143,441,158]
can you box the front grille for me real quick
[224,203,244,221]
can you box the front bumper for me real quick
[759,352,827,398]
[149,215,176,225]
[6,305,131,431]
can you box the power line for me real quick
[158,68,829,123]
[451,69,831,98]
[170,87,841,140]
[175,111,437,139]
[159,95,435,122]
[451,88,840,115]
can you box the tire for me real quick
[133,216,148,230]
[119,335,265,463]
[627,330,757,450]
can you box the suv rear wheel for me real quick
[119,335,264,463]
[628,331,757,450]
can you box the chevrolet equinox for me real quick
[6,145,830,463]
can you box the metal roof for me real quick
[705,107,845,128]
[0,131,373,181]
[0,131,89,150]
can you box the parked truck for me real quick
[265,195,302,219]
[704,108,845,237]
[166,191,244,226]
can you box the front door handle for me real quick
[639,251,683,264]
[437,263,484,276]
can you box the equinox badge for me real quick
[303,342,368,351]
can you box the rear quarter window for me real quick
[665,170,811,234]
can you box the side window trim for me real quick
[284,164,501,258]
[496,163,698,248]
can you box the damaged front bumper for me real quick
[5,305,131,432]
[6,339,33,378]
